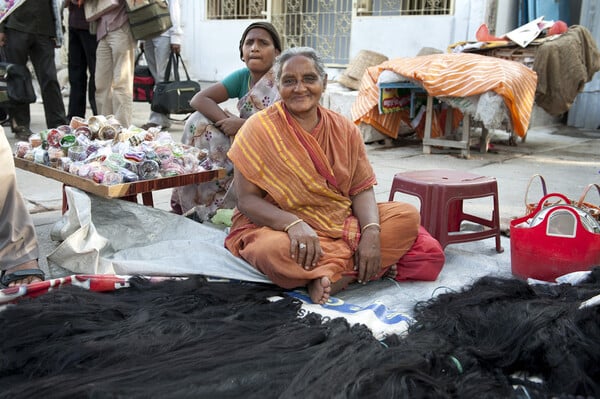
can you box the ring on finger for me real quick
[299,243,306,250]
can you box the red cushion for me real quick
[395,226,445,281]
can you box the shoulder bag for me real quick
[125,0,173,41]
[151,52,200,115]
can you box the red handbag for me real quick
[510,192,600,282]
[524,174,600,221]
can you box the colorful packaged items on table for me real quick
[14,115,210,185]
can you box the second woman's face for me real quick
[241,28,279,73]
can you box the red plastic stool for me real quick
[389,169,503,252]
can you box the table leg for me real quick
[480,126,491,153]
[141,192,154,207]
[122,195,138,203]
[422,95,433,154]
[460,113,470,159]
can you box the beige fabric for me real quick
[95,23,136,127]
[0,127,39,270]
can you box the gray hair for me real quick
[274,47,327,83]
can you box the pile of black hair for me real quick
[2,268,599,398]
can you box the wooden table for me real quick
[379,81,489,159]
[15,157,226,212]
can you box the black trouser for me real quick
[4,28,67,129]
[67,27,98,118]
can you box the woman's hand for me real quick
[354,228,381,283]
[286,221,323,270]
[235,169,322,269]
[170,43,181,55]
[215,112,245,136]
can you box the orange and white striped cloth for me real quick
[351,53,538,139]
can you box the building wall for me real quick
[494,0,519,35]
[180,0,489,82]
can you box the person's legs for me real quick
[95,36,114,117]
[231,227,353,289]
[0,127,42,287]
[4,29,33,133]
[144,35,171,128]
[378,201,421,265]
[29,34,68,128]
[67,28,88,118]
[106,25,135,127]
[81,30,98,116]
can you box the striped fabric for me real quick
[351,53,538,138]
[228,102,376,241]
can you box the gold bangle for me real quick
[361,222,380,233]
[283,218,303,232]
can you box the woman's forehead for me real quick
[281,56,317,72]
[244,28,272,41]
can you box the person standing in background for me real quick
[140,0,182,131]
[94,0,135,127]
[0,0,68,139]
[66,0,98,119]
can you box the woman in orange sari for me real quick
[225,47,420,304]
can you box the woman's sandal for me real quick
[0,269,45,288]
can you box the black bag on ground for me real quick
[0,50,36,106]
[151,52,200,115]
[133,50,155,102]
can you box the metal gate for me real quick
[270,0,353,65]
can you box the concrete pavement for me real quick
[7,95,600,274]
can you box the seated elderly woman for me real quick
[171,22,282,221]
[225,47,425,304]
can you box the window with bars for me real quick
[357,0,454,16]
[205,0,452,64]
[207,0,267,20]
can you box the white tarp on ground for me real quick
[47,187,514,326]
[49,187,271,283]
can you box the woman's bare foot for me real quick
[308,276,331,305]
[2,259,43,287]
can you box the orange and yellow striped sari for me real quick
[227,102,375,247]
[225,102,419,286]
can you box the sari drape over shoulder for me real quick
[227,102,376,248]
